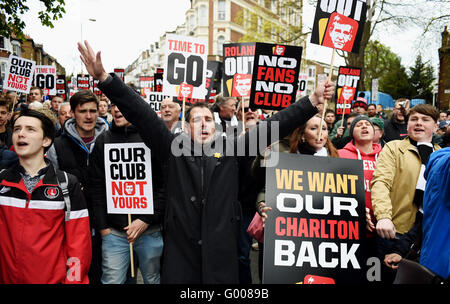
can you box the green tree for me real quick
[378,56,413,100]
[328,0,450,90]
[234,0,308,45]
[0,0,66,40]
[363,40,399,89]
[408,54,435,103]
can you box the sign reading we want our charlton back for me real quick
[263,153,367,284]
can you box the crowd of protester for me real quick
[0,42,448,284]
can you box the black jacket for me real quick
[383,116,408,143]
[86,122,165,233]
[99,74,318,284]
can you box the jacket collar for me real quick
[1,160,58,190]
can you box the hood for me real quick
[63,117,109,152]
[341,140,382,160]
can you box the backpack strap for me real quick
[54,168,71,222]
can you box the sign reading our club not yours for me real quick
[105,143,154,215]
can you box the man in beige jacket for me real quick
[371,104,440,283]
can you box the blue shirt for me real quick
[419,147,450,278]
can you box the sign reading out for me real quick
[310,0,368,54]
[222,42,255,97]
[336,66,361,115]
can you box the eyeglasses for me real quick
[242,107,257,113]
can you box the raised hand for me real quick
[77,40,108,82]
[309,79,335,108]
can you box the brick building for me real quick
[125,0,337,97]
[438,26,450,110]
[0,34,65,85]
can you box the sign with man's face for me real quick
[232,73,252,97]
[335,66,361,115]
[222,42,255,97]
[310,0,367,54]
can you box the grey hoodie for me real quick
[46,117,109,169]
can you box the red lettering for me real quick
[337,220,348,239]
[112,181,122,195]
[254,92,264,105]
[327,220,337,238]
[349,221,359,240]
[309,219,320,238]
[281,95,291,108]
[297,218,309,237]
[141,197,147,209]
[286,217,297,237]
[275,217,285,236]
[320,219,329,238]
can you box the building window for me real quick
[1,62,6,81]
[257,16,262,33]
[199,5,207,26]
[271,0,277,13]
[0,37,4,49]
[218,0,226,20]
[308,67,316,78]
[217,35,225,56]
[12,43,21,56]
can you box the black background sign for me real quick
[77,74,90,90]
[336,66,361,115]
[56,74,68,100]
[263,153,367,284]
[249,43,302,111]
[222,42,255,97]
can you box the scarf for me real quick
[409,138,434,212]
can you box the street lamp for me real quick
[80,18,96,73]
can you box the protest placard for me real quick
[205,61,222,102]
[34,65,57,96]
[145,91,171,116]
[222,42,255,97]
[114,68,125,82]
[77,74,90,90]
[2,55,35,94]
[104,143,154,215]
[263,153,367,284]
[336,66,361,115]
[163,34,208,99]
[56,74,68,100]
[154,72,163,92]
[297,73,309,97]
[310,0,368,54]
[249,43,302,111]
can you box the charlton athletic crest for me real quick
[44,187,59,199]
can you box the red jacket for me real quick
[338,141,382,238]
[0,163,92,284]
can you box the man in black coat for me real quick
[87,104,165,284]
[78,41,335,284]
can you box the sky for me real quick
[20,0,442,77]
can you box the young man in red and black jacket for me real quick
[0,108,92,284]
